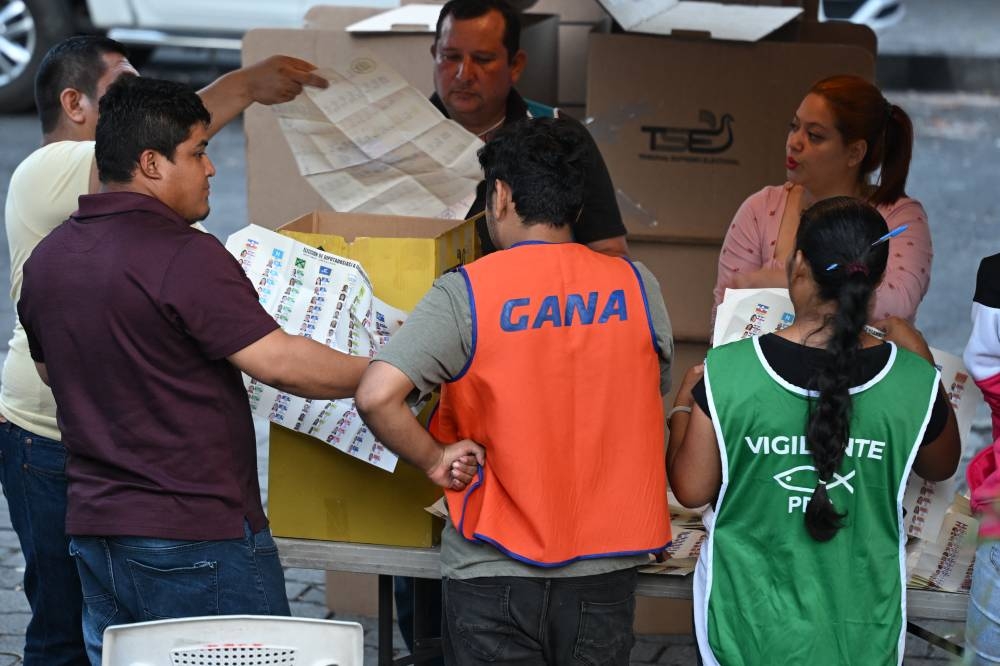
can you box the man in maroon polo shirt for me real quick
[17,75,369,665]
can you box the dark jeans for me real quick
[442,568,638,665]
[70,521,290,666]
[0,420,87,666]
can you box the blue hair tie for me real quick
[825,223,909,272]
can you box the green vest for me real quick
[696,337,938,666]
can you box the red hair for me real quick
[809,75,913,206]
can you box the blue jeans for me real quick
[0,420,86,666]
[967,540,1000,665]
[69,521,290,666]
[442,568,637,665]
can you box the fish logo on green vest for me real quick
[774,465,856,514]
[774,465,856,495]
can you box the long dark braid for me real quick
[796,197,890,542]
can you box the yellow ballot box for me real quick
[267,210,479,546]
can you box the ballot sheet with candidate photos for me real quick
[226,224,410,471]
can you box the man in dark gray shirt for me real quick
[357,118,673,665]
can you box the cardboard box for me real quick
[555,18,610,112]
[558,23,592,107]
[586,3,876,243]
[267,210,478,546]
[630,239,720,343]
[530,0,608,23]
[635,597,693,635]
[325,571,381,618]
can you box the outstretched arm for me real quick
[356,361,483,490]
[198,55,328,136]
[229,329,368,400]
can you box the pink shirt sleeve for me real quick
[713,186,786,308]
[869,198,932,323]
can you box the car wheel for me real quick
[0,0,76,112]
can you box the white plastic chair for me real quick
[100,614,364,666]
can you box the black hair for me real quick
[796,196,890,542]
[477,117,588,228]
[95,76,211,184]
[435,0,521,62]
[34,35,130,134]
[809,75,914,207]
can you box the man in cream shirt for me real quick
[1,35,325,665]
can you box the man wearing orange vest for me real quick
[356,117,673,665]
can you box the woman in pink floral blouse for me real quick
[713,75,931,324]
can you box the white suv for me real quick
[0,0,401,112]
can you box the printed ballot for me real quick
[714,288,983,544]
[273,50,482,219]
[907,494,979,593]
[226,224,410,471]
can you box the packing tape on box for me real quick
[580,101,653,145]
[615,188,659,229]
[581,107,660,229]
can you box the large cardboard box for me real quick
[586,3,876,243]
[531,0,608,23]
[243,9,556,230]
[267,210,478,546]
[630,239,720,343]
[665,340,710,410]
[557,22,595,108]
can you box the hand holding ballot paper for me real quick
[227,224,412,471]
[272,50,482,219]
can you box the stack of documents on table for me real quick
[226,224,411,472]
[273,50,482,219]
[640,492,706,576]
[906,493,979,593]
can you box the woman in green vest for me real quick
[668,196,961,665]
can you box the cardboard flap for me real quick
[597,0,802,42]
[346,4,442,33]
[282,210,470,242]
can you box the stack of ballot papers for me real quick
[907,493,979,593]
[226,224,412,472]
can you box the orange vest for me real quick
[430,242,671,566]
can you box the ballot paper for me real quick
[907,494,979,593]
[902,353,982,539]
[226,224,410,471]
[714,287,983,541]
[273,51,481,219]
[712,288,795,347]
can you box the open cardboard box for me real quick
[267,210,478,547]
[587,0,876,243]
